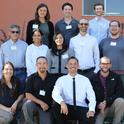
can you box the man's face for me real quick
[94,5,104,16]
[78,19,89,33]
[9,28,20,41]
[36,58,48,73]
[100,58,111,73]
[109,21,120,36]
[63,5,72,18]
[67,58,79,74]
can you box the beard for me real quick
[101,68,109,73]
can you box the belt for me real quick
[78,67,95,73]
[15,67,26,71]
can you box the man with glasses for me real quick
[99,20,124,85]
[1,24,28,91]
[69,18,100,78]
[90,56,124,124]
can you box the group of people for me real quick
[0,1,124,124]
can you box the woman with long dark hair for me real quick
[47,33,74,75]
[26,3,54,48]
[0,62,24,123]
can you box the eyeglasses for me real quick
[80,23,88,26]
[101,63,110,65]
[11,31,19,34]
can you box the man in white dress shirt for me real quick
[52,56,96,124]
[69,18,100,78]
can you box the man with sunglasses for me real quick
[69,18,100,78]
[90,56,124,124]
[1,24,28,92]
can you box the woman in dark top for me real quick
[47,33,75,75]
[0,62,24,124]
[26,3,54,48]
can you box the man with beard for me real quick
[22,56,58,124]
[52,56,96,124]
[99,20,124,85]
[90,56,124,124]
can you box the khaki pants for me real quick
[95,98,124,124]
[0,109,13,124]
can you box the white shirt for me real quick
[89,17,110,44]
[26,44,48,76]
[69,33,100,73]
[52,74,96,112]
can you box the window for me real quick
[83,0,124,16]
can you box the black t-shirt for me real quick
[25,72,58,107]
[0,78,22,107]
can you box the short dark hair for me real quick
[36,56,48,63]
[32,28,43,42]
[35,3,50,22]
[109,20,121,28]
[67,56,79,63]
[94,3,104,10]
[62,2,73,10]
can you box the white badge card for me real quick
[39,90,46,96]
[32,24,38,29]
[66,25,72,30]
[62,54,69,59]
[110,42,116,46]
[11,45,17,50]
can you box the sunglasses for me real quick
[80,23,88,26]
[11,31,19,34]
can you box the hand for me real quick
[86,111,95,118]
[11,102,17,113]
[60,101,68,115]
[40,101,49,111]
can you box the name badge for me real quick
[32,24,38,29]
[11,45,17,50]
[110,42,116,46]
[62,54,69,59]
[66,25,72,30]
[39,90,46,96]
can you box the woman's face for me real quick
[55,34,64,46]
[32,31,42,45]
[3,63,14,79]
[38,7,47,18]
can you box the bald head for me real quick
[100,56,111,64]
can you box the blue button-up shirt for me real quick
[1,39,28,68]
[88,17,110,44]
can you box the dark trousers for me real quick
[52,102,95,124]
[78,68,95,78]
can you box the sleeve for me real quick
[106,74,124,106]
[25,76,33,94]
[26,46,34,76]
[26,20,33,45]
[93,39,100,73]
[99,40,104,58]
[86,78,96,112]
[55,22,60,33]
[48,21,54,48]
[52,77,64,104]
[46,49,52,72]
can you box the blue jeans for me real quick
[15,68,27,92]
